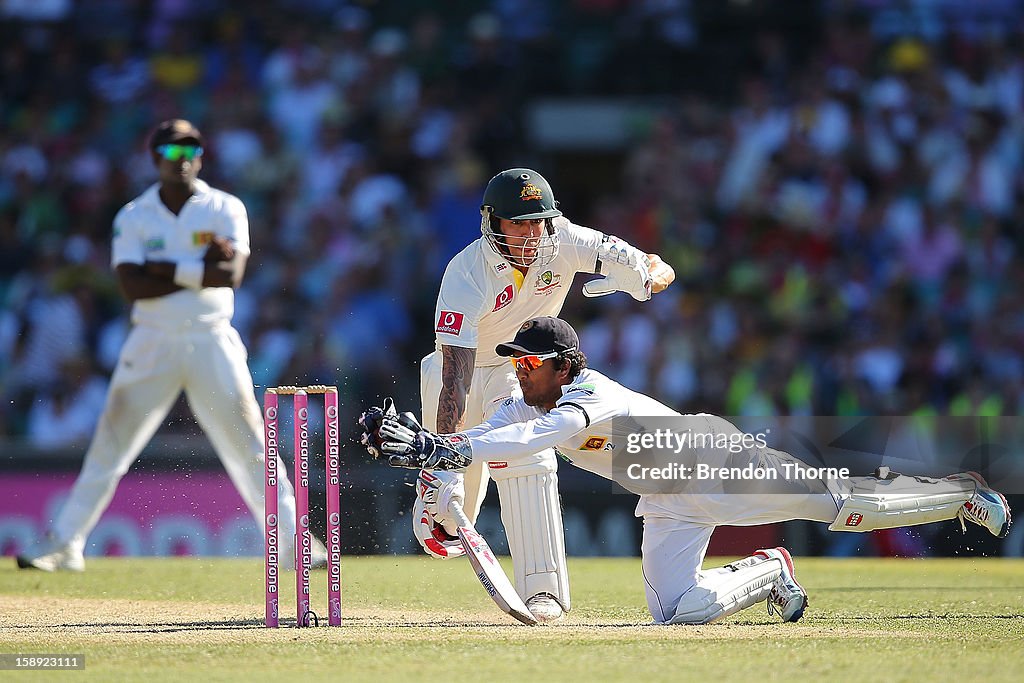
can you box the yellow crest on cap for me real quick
[520,183,542,201]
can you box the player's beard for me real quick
[502,239,539,268]
[480,214,560,268]
[518,377,557,411]
[509,250,536,268]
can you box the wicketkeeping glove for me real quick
[358,397,403,459]
[377,418,474,472]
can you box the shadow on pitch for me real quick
[817,586,1024,592]
[8,619,265,632]
[830,613,1024,620]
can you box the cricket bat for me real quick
[449,501,538,626]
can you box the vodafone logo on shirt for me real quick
[493,284,514,311]
[436,311,465,336]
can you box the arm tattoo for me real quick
[437,345,475,434]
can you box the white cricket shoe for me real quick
[526,593,565,624]
[956,472,1012,538]
[756,547,807,623]
[16,533,85,572]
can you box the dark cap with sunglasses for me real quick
[149,119,205,150]
[495,316,579,357]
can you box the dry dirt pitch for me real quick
[2,556,1022,682]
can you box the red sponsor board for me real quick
[436,310,465,336]
[0,472,257,557]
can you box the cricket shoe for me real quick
[16,533,85,572]
[956,472,1011,538]
[755,547,807,623]
[526,593,565,624]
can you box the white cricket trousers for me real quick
[51,321,297,554]
[640,497,840,622]
[639,459,841,623]
[419,351,557,517]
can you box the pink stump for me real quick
[293,391,311,627]
[263,391,279,628]
[325,389,342,625]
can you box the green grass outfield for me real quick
[2,556,1022,682]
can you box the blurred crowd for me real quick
[1,0,1022,451]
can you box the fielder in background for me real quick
[365,316,1012,625]
[418,168,675,621]
[17,119,325,572]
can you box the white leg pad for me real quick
[494,470,571,611]
[829,471,975,532]
[669,558,781,624]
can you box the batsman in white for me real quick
[17,119,325,572]
[365,316,1012,624]
[418,168,675,621]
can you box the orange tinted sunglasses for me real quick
[511,350,563,372]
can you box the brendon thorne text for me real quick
[610,421,849,496]
[619,426,850,482]
[595,415,1022,497]
[625,461,850,482]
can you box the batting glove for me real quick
[413,491,466,559]
[583,236,653,301]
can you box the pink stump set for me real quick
[263,385,341,628]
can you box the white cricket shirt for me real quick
[111,180,250,329]
[464,368,678,480]
[464,369,779,519]
[432,217,606,366]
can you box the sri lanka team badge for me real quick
[192,231,215,246]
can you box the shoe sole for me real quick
[769,547,808,622]
[530,610,566,624]
[15,555,46,570]
[15,555,83,572]
[964,471,1012,538]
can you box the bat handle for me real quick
[447,500,472,528]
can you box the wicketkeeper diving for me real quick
[361,316,1011,625]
